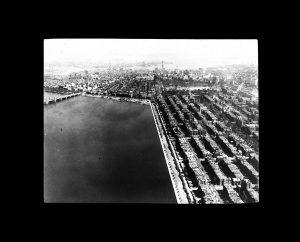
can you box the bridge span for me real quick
[44,93,81,105]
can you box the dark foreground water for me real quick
[44,96,176,203]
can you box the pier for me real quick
[44,93,81,105]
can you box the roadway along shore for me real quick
[150,102,191,204]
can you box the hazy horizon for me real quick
[44,39,258,69]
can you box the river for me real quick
[44,95,176,203]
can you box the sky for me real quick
[44,39,258,69]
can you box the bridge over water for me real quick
[44,93,81,105]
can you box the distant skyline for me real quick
[44,39,258,69]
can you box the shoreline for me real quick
[83,93,150,106]
[150,102,190,204]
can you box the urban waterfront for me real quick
[44,94,176,203]
[44,39,259,203]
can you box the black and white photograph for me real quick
[44,39,259,204]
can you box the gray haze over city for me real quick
[44,39,258,74]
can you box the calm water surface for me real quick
[44,95,176,203]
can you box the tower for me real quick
[162,60,164,70]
